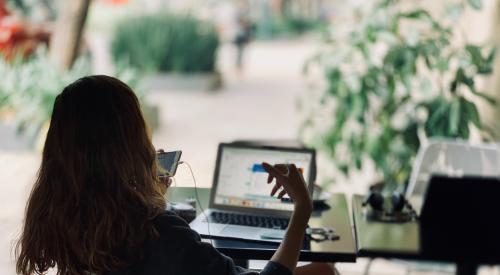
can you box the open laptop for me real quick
[189,143,316,243]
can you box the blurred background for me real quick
[1,0,500,274]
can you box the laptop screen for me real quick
[213,146,314,212]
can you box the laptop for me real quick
[189,143,316,243]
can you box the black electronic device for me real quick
[362,189,417,223]
[167,202,196,223]
[157,150,182,177]
[419,175,500,264]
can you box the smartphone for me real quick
[157,151,182,177]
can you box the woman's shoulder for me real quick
[107,212,202,275]
[153,210,190,229]
[152,210,201,242]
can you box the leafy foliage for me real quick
[302,0,496,187]
[269,16,324,38]
[0,49,141,145]
[111,13,219,73]
[256,11,325,40]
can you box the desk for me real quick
[166,187,357,264]
[352,194,495,275]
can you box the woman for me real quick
[16,75,336,275]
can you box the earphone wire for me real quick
[172,176,177,187]
[179,161,213,246]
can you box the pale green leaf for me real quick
[468,0,482,10]
[449,99,460,135]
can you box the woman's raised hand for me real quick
[262,162,312,213]
[263,162,313,271]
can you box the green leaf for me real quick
[326,69,342,96]
[338,163,349,176]
[478,48,497,74]
[486,48,497,64]
[401,122,420,152]
[449,98,461,135]
[452,67,475,93]
[355,42,369,58]
[472,90,496,105]
[425,98,450,136]
[398,9,432,20]
[383,46,417,77]
[465,45,483,68]
[467,0,482,10]
[464,100,481,128]
[355,157,362,170]
[436,58,449,71]
[464,45,496,75]
[478,65,493,75]
[365,25,378,42]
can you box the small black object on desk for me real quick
[353,176,500,275]
[166,202,197,223]
[167,187,357,266]
[362,189,418,223]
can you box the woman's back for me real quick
[15,76,167,274]
[109,211,288,275]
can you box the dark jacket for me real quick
[109,211,292,275]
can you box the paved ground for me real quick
[0,153,39,275]
[1,38,497,274]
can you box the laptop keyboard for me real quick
[208,211,289,230]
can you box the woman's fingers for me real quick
[274,164,290,177]
[270,182,282,196]
[267,173,274,184]
[262,162,290,178]
[262,162,287,181]
[264,162,283,196]
[277,189,287,199]
[288,163,299,176]
[263,162,298,198]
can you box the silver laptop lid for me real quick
[210,143,316,217]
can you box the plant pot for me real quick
[141,71,222,92]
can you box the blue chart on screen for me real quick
[214,147,312,211]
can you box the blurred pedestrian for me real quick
[233,0,252,72]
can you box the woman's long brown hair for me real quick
[16,75,166,274]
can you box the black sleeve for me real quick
[155,211,292,275]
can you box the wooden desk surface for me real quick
[166,187,357,263]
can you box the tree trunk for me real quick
[49,0,91,70]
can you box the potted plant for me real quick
[301,0,497,189]
[111,13,221,92]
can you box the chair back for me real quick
[406,139,500,213]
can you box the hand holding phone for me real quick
[157,150,182,177]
